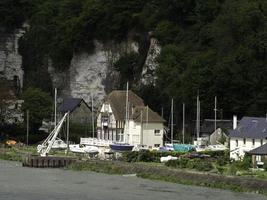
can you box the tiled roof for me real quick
[58,98,90,113]
[229,117,267,139]
[249,143,267,155]
[132,106,165,123]
[106,90,144,120]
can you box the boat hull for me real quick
[110,144,134,152]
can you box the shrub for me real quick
[122,151,139,162]
[231,155,251,171]
[165,158,189,168]
[137,150,155,162]
[194,159,213,171]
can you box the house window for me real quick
[154,130,161,136]
[243,138,246,145]
[154,144,160,147]
[252,139,255,146]
[236,140,238,147]
[104,104,109,112]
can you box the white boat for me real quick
[80,137,113,147]
[51,138,67,149]
[69,144,99,154]
[196,144,228,152]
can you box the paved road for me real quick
[0,160,266,200]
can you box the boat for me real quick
[51,138,67,149]
[69,144,99,154]
[173,143,195,152]
[109,143,134,152]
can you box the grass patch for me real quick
[66,160,267,196]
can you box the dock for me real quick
[22,155,76,168]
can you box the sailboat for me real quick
[109,82,134,152]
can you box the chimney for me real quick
[233,115,237,129]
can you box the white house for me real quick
[127,106,165,148]
[97,90,165,148]
[229,117,267,160]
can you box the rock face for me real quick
[141,38,161,85]
[49,40,139,108]
[0,25,27,91]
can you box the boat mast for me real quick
[124,82,129,143]
[171,98,174,144]
[54,88,57,128]
[214,96,217,132]
[182,103,185,144]
[140,110,143,145]
[196,94,200,139]
[91,94,94,138]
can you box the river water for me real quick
[0,160,266,200]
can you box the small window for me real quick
[252,139,255,146]
[104,104,109,112]
[154,130,161,136]
[243,138,246,145]
[236,140,238,147]
[154,144,160,147]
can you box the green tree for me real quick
[22,87,53,131]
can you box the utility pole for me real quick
[182,103,185,144]
[26,110,29,146]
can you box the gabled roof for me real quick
[58,98,91,113]
[131,106,165,123]
[105,90,144,120]
[229,117,267,139]
[248,143,267,155]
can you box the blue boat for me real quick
[110,143,134,152]
[173,144,195,152]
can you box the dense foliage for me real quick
[2,0,267,134]
[22,87,53,131]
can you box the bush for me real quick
[137,150,155,162]
[231,155,251,171]
[166,158,189,168]
[193,159,214,171]
[122,151,138,162]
